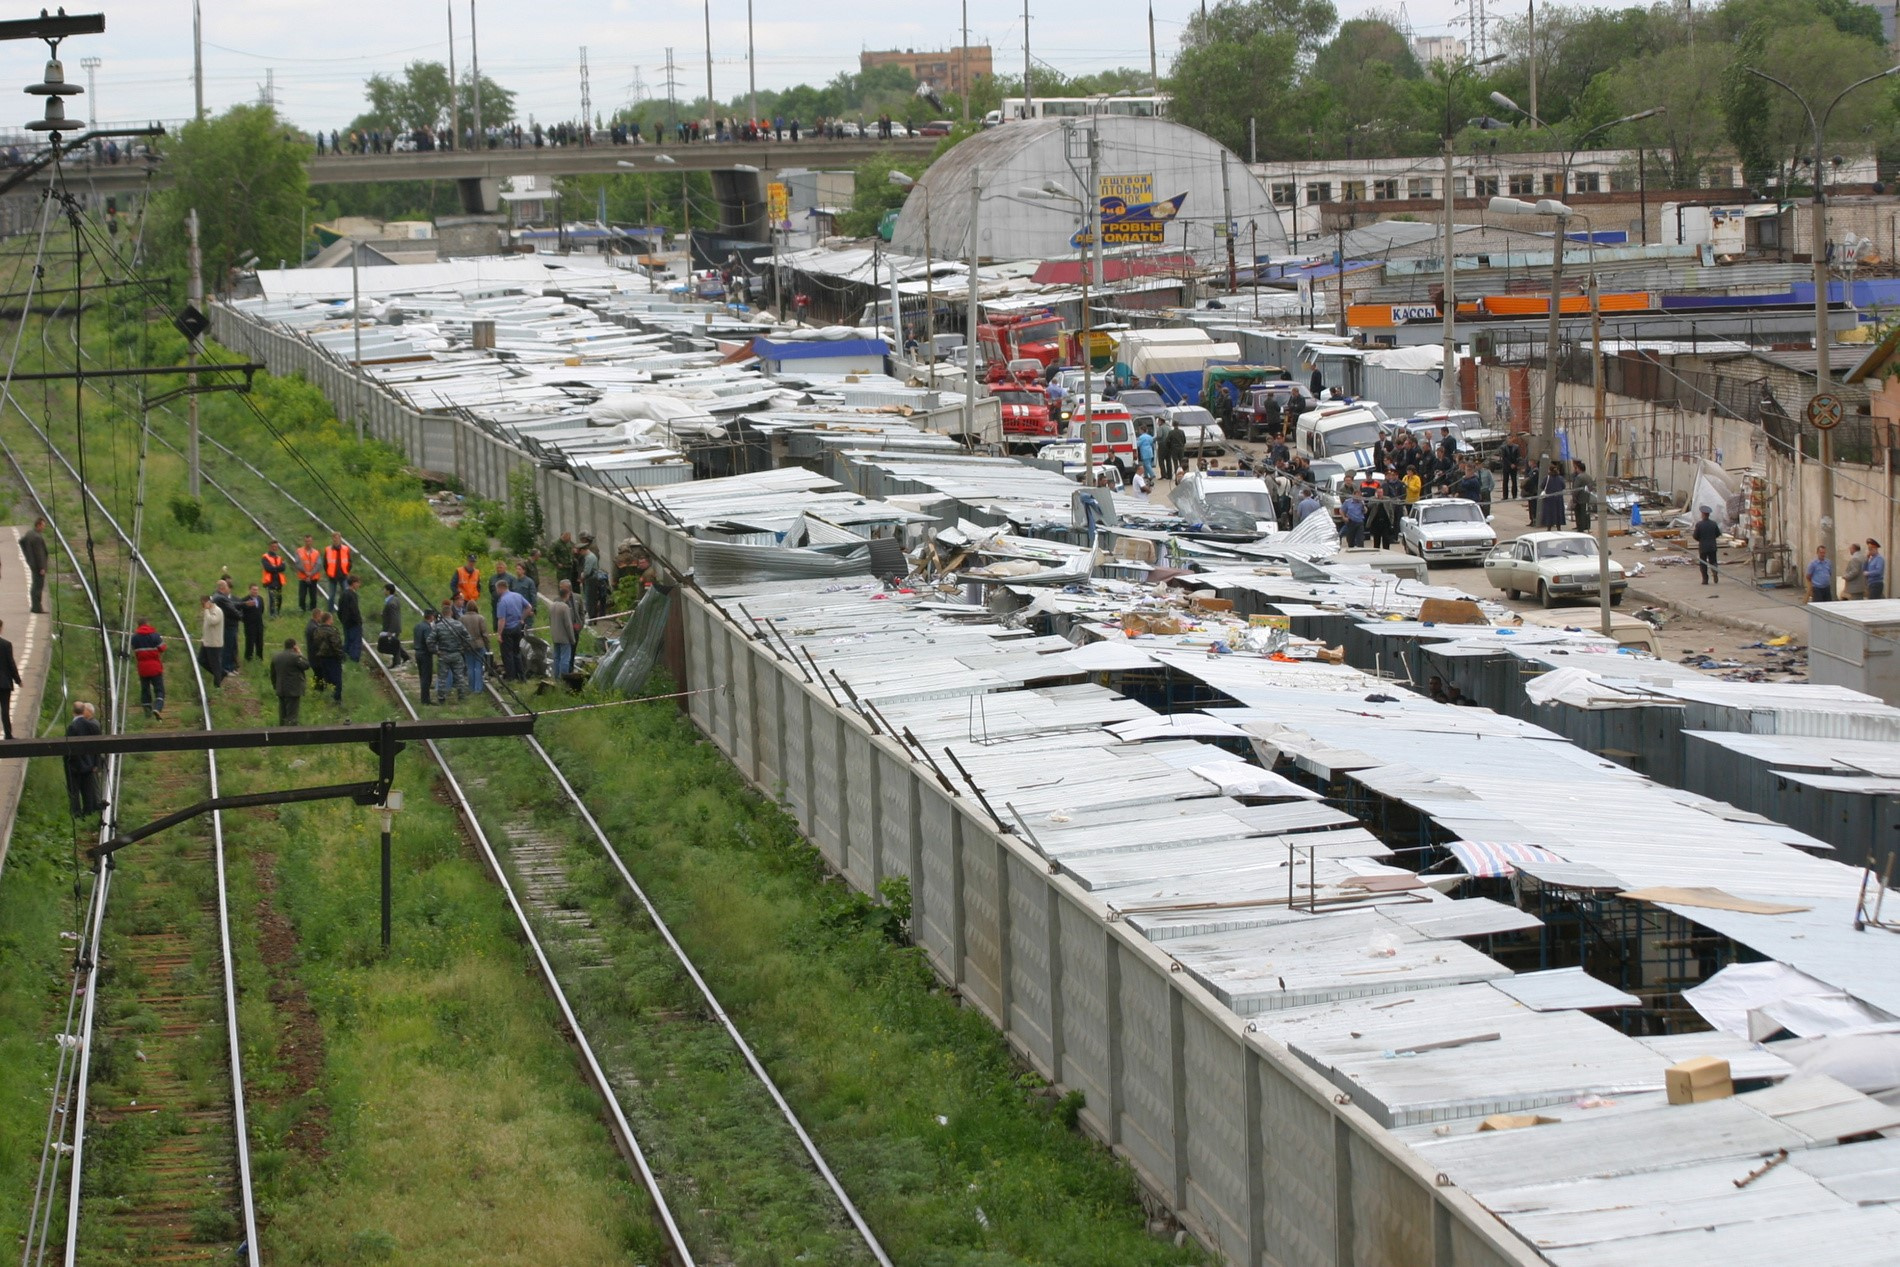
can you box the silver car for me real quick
[1399,498,1496,563]
[1484,531,1628,607]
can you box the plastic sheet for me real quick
[594,584,676,696]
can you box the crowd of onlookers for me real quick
[313,112,912,156]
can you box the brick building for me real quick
[860,46,992,95]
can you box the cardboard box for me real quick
[1477,1113,1558,1132]
[1190,596,1234,614]
[1418,597,1487,626]
[1122,611,1187,637]
[1665,1055,1733,1105]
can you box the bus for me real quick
[991,94,1171,125]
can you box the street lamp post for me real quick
[1494,197,1610,633]
[1743,64,1900,589]
[1489,94,1663,469]
[1023,168,1101,487]
[1436,54,1504,411]
[890,171,936,369]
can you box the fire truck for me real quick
[975,310,1064,380]
[992,374,1056,445]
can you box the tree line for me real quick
[1166,0,1900,190]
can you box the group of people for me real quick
[1805,539,1888,603]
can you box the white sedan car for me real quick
[1399,497,1496,563]
[1165,404,1226,452]
[1484,531,1628,607]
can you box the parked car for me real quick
[1390,409,1506,460]
[1483,531,1627,607]
[919,119,956,137]
[1165,405,1226,452]
[1399,498,1496,563]
[1115,388,1169,427]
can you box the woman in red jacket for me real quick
[129,616,166,719]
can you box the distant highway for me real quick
[18,136,941,196]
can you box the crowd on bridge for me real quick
[312,112,913,157]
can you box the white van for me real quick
[1296,405,1385,460]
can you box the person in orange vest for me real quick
[323,531,353,610]
[451,553,482,606]
[259,540,287,616]
[294,534,323,613]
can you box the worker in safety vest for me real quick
[294,534,323,613]
[451,553,482,606]
[259,540,287,616]
[323,531,353,610]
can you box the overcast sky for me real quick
[19,0,1509,133]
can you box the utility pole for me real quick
[1441,130,1458,409]
[748,0,757,128]
[1591,271,1610,637]
[703,0,715,131]
[1249,117,1257,165]
[79,56,98,129]
[1149,3,1158,90]
[1221,151,1237,293]
[447,1,458,150]
[192,0,204,122]
[1335,220,1349,337]
[962,0,971,123]
[1023,0,1033,118]
[965,167,980,436]
[186,209,202,497]
[470,0,483,147]
[350,239,365,442]
[1527,1,1537,123]
[1538,216,1566,467]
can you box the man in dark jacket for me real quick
[432,601,471,701]
[130,616,166,719]
[0,618,21,739]
[337,577,365,663]
[1692,507,1722,585]
[213,579,242,675]
[380,583,408,665]
[269,638,309,725]
[309,610,345,704]
[412,609,436,704]
[64,700,104,816]
[240,584,267,661]
[19,517,48,614]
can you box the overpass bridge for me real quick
[25,136,940,219]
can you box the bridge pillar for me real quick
[457,177,501,215]
[709,168,766,244]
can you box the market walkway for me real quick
[0,525,54,873]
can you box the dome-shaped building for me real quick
[890,117,1287,265]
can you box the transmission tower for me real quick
[258,67,278,110]
[661,48,680,133]
[1466,0,1489,59]
[579,46,592,131]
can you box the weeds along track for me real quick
[0,391,259,1266]
[68,342,892,1264]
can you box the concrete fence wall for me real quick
[1476,363,1899,583]
[666,580,1540,1267]
[210,305,642,557]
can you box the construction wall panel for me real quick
[1259,1053,1339,1267]
[1054,900,1114,1131]
[1004,849,1056,1076]
[1115,950,1181,1201]
[1349,1132,1433,1267]
[875,746,916,886]
[840,724,879,891]
[1182,1005,1250,1264]
[780,678,814,827]
[914,787,962,981]
[958,829,1005,1023]
[807,713,846,869]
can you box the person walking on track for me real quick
[63,700,104,817]
[260,540,287,616]
[19,517,48,614]
[199,594,227,686]
[323,531,353,610]
[269,638,309,726]
[295,534,323,612]
[412,608,436,703]
[309,609,345,704]
[0,619,21,739]
[432,600,471,702]
[130,615,166,718]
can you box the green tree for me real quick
[1724,18,1892,191]
[350,61,516,137]
[151,104,308,285]
[835,152,926,238]
[1168,0,1336,155]
[1603,40,1733,186]
[1303,19,1424,155]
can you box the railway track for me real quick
[48,260,893,1265]
[1,363,259,1263]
